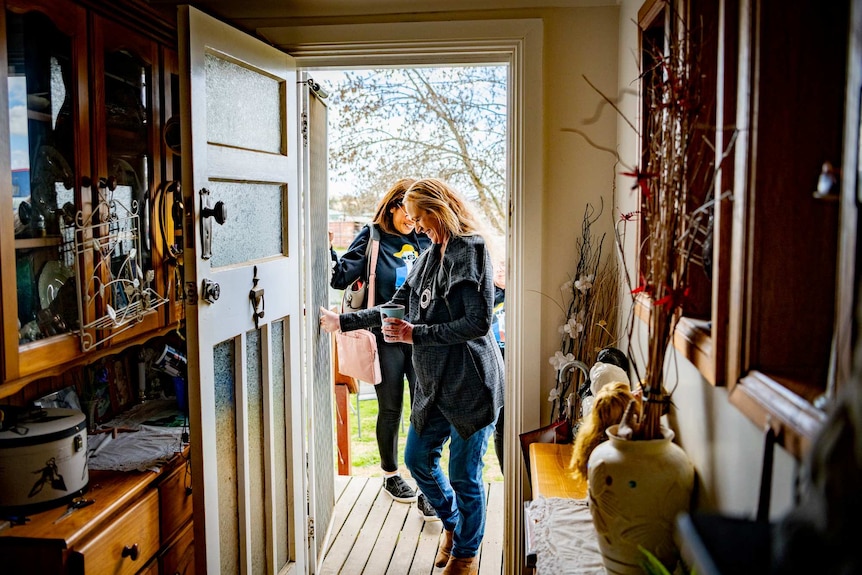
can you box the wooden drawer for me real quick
[138,558,160,575]
[160,520,194,575]
[158,462,193,543]
[71,489,160,575]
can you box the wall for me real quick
[537,7,620,427]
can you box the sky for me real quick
[8,77,30,171]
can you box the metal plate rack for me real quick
[73,185,167,351]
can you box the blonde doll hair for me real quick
[571,381,636,482]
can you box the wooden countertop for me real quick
[0,447,187,549]
[529,442,587,499]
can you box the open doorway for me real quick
[309,64,508,573]
[313,65,507,486]
[270,18,544,572]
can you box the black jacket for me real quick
[331,224,430,306]
[341,234,505,439]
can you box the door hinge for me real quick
[301,111,309,148]
[307,516,315,540]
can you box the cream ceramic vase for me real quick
[587,424,695,575]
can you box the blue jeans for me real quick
[404,404,494,558]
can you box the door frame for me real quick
[257,19,543,571]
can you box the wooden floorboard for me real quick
[365,492,410,574]
[322,478,379,574]
[479,482,504,575]
[321,476,505,574]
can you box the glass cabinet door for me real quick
[2,0,171,384]
[86,14,164,347]
[5,0,88,379]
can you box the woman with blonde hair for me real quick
[571,381,636,483]
[321,178,504,575]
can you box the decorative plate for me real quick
[38,260,74,310]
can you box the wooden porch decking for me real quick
[320,475,505,574]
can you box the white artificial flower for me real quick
[575,274,595,293]
[561,279,573,292]
[548,387,560,402]
[581,395,595,417]
[563,317,584,336]
[548,350,574,371]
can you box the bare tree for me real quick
[316,67,507,234]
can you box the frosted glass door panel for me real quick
[271,320,289,569]
[214,339,239,574]
[205,53,282,153]
[246,329,267,573]
[206,181,284,268]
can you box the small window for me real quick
[635,0,724,384]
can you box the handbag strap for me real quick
[339,224,379,314]
[366,225,380,308]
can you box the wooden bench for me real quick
[525,443,604,574]
[529,443,588,499]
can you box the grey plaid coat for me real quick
[340,234,505,439]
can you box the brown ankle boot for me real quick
[435,529,453,568]
[441,556,478,575]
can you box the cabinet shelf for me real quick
[15,237,63,249]
[26,109,52,123]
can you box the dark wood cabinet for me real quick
[638,0,856,458]
[0,0,181,398]
[725,0,851,457]
[2,0,91,386]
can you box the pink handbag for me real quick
[335,329,382,384]
[335,228,382,384]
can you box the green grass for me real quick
[345,387,504,483]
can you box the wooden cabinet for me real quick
[0,454,192,575]
[0,0,187,571]
[71,489,160,574]
[158,462,193,545]
[636,0,854,458]
[723,0,851,457]
[160,520,195,575]
[0,0,181,397]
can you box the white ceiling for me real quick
[148,0,617,22]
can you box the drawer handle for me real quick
[122,543,140,561]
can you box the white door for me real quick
[300,80,335,572]
[180,6,307,574]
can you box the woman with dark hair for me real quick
[321,178,504,575]
[330,178,430,503]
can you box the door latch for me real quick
[200,188,227,260]
[201,278,220,304]
[249,266,265,328]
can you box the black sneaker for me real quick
[383,475,417,503]
[416,492,441,522]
